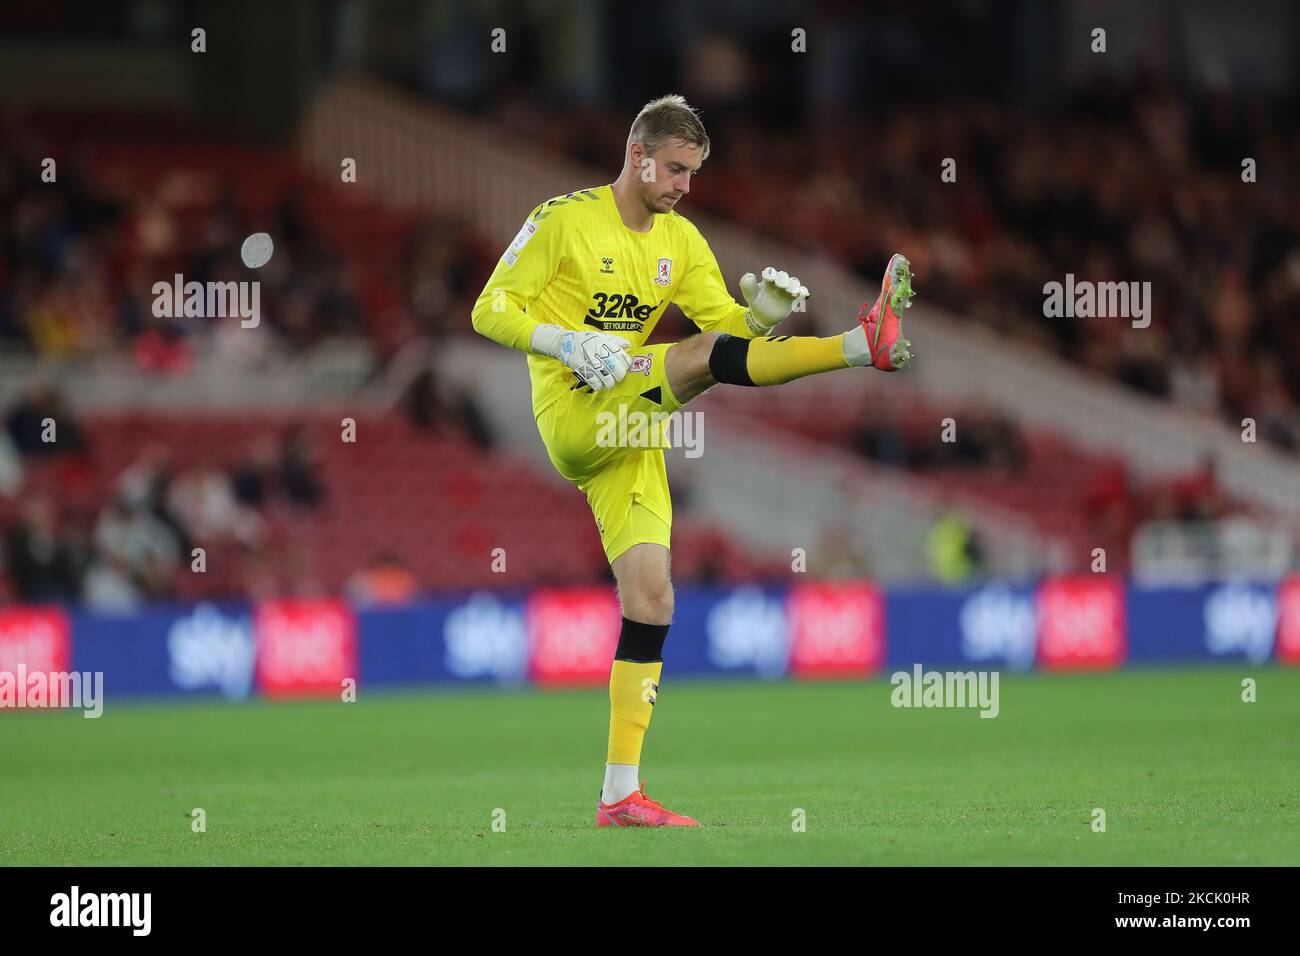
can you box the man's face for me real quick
[634,139,703,214]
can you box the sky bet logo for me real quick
[50,886,151,936]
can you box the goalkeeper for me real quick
[470,94,914,828]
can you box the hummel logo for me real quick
[600,257,614,274]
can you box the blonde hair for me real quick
[628,94,710,161]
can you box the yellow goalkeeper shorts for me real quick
[535,342,684,565]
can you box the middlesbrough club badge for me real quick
[654,258,673,286]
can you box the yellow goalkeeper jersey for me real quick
[470,184,759,418]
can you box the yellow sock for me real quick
[746,334,850,386]
[607,659,663,765]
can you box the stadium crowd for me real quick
[490,77,1300,453]
[0,110,497,603]
[0,382,336,608]
[5,79,1299,451]
[1,66,1292,599]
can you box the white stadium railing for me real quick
[0,340,377,414]
[1132,518,1296,583]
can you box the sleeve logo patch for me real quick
[502,220,540,268]
[511,220,538,252]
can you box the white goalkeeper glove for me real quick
[530,324,632,392]
[739,267,809,335]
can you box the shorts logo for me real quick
[600,257,614,274]
[630,354,652,376]
[654,258,673,286]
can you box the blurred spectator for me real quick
[278,427,326,509]
[346,554,420,606]
[82,552,142,613]
[4,498,78,601]
[166,455,261,546]
[283,541,325,597]
[5,383,86,458]
[232,434,280,509]
[855,410,1025,472]
[854,419,909,469]
[810,526,870,579]
[1167,457,1227,522]
[0,430,23,496]
[1082,459,1136,544]
[927,513,983,584]
[229,429,326,512]
[403,365,494,450]
[116,444,191,555]
[93,497,181,599]
[117,444,172,510]
[404,216,489,338]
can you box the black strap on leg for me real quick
[615,617,670,663]
[708,333,757,386]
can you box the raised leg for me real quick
[664,332,722,406]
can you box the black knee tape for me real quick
[708,333,756,386]
[615,617,670,663]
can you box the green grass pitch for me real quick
[2,665,1297,865]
